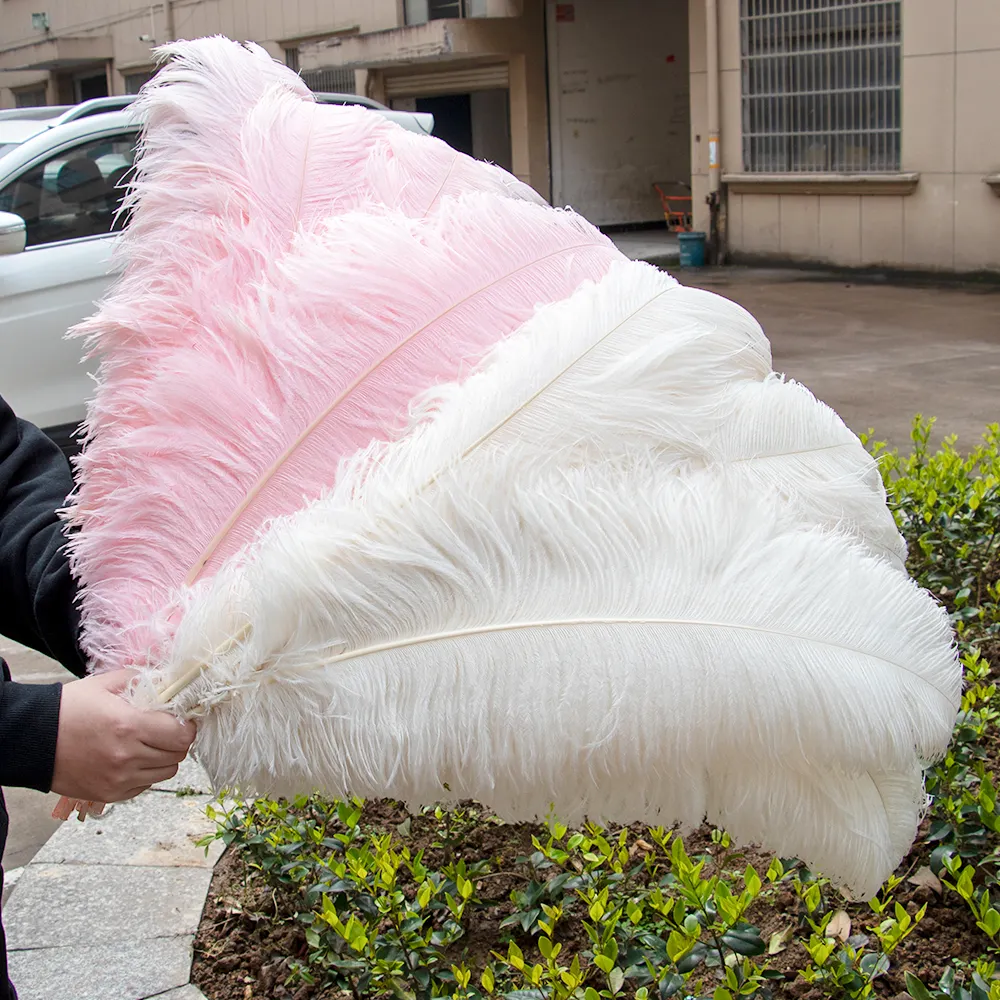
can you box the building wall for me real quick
[300,0,551,198]
[508,0,549,200]
[0,1,402,107]
[546,0,690,227]
[692,0,1000,273]
[470,88,513,171]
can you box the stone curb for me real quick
[6,757,221,1000]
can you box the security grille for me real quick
[283,48,356,94]
[740,0,901,173]
[300,68,357,95]
[429,0,466,16]
[405,0,486,24]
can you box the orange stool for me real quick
[652,181,693,233]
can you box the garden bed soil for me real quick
[192,803,985,1000]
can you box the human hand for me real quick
[50,670,197,803]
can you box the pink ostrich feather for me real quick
[67,38,622,672]
[123,38,543,258]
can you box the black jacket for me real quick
[0,394,87,998]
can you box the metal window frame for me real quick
[739,0,902,174]
[13,87,48,109]
[407,0,486,24]
[283,46,354,95]
[428,0,469,18]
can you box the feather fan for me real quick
[65,37,957,899]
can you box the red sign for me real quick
[555,3,575,22]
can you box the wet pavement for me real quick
[681,268,1000,449]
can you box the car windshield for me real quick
[0,142,21,159]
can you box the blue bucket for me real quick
[678,231,707,268]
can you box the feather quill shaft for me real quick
[320,615,945,677]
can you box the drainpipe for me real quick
[705,0,723,265]
[164,0,176,42]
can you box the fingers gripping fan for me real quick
[66,37,959,900]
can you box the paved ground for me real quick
[7,758,219,1000]
[2,267,998,876]
[680,270,1000,449]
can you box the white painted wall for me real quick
[546,0,690,226]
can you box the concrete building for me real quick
[0,1,392,104]
[1,0,997,274]
[696,0,1000,274]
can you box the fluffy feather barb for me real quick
[70,191,621,670]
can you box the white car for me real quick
[0,97,434,454]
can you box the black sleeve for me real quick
[0,395,88,791]
[0,674,62,792]
[0,395,87,678]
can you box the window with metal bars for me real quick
[300,68,357,95]
[14,87,47,108]
[429,0,466,16]
[123,71,155,95]
[283,49,355,95]
[740,0,901,174]
[405,0,487,24]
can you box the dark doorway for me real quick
[415,94,473,156]
[77,73,109,102]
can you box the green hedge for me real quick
[204,418,1000,1000]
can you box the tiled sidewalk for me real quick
[6,758,221,1000]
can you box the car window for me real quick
[0,133,137,248]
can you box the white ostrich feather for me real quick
[161,461,952,900]
[319,260,903,567]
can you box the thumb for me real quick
[88,668,139,695]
